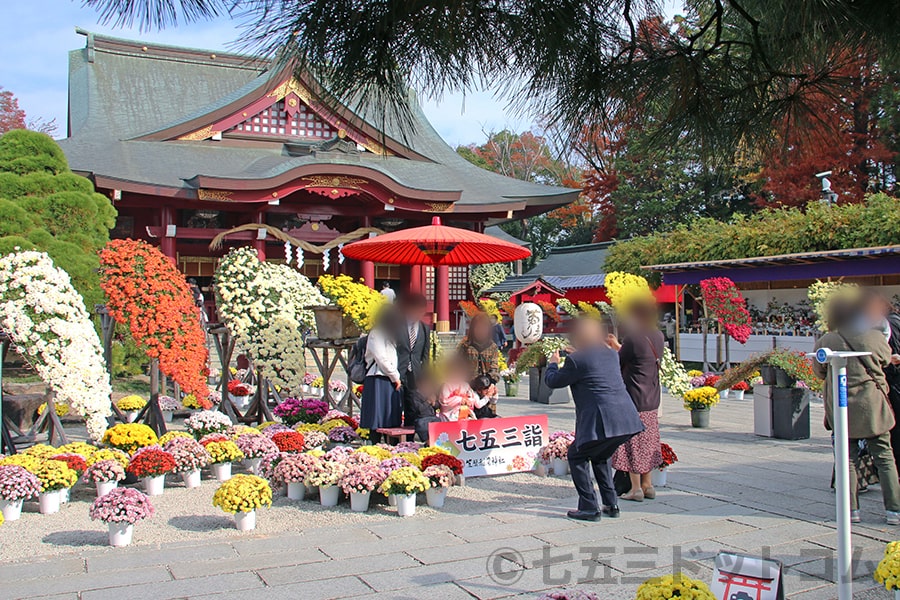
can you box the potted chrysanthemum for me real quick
[212,474,272,531]
[102,423,159,455]
[184,410,232,439]
[682,386,720,428]
[271,430,306,454]
[0,465,41,521]
[875,541,900,599]
[423,465,454,508]
[302,430,328,452]
[235,433,278,475]
[126,447,176,496]
[421,453,464,486]
[651,443,678,487]
[634,574,715,599]
[157,395,181,422]
[163,437,210,488]
[205,440,244,481]
[273,453,322,500]
[34,459,78,515]
[82,459,126,497]
[339,462,385,512]
[273,397,329,426]
[378,467,430,517]
[730,380,750,400]
[49,453,87,503]
[90,487,154,547]
[307,459,348,507]
[115,395,146,422]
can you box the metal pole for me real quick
[831,356,852,600]
[814,347,868,600]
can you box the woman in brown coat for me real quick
[813,293,900,525]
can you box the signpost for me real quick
[814,347,871,600]
[428,415,549,478]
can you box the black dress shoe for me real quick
[567,510,601,522]
[602,505,620,518]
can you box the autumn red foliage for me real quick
[99,239,210,407]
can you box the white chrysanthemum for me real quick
[0,251,112,441]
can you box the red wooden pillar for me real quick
[435,265,450,332]
[253,211,266,261]
[159,206,176,260]
[360,216,375,288]
[409,265,423,294]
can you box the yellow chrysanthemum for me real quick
[86,448,130,469]
[158,431,192,445]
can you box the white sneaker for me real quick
[886,511,900,525]
[850,510,861,523]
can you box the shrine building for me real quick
[58,31,579,330]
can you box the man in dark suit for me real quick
[396,293,430,426]
[545,317,644,522]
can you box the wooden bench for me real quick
[375,427,417,445]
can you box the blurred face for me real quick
[569,317,604,350]
[471,318,492,343]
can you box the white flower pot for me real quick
[719,390,729,400]
[142,475,165,496]
[301,384,311,393]
[39,491,60,515]
[319,485,340,507]
[124,410,139,423]
[651,468,668,487]
[162,410,174,423]
[350,491,371,512]
[287,481,306,500]
[396,493,417,517]
[456,475,466,487]
[534,463,548,477]
[730,390,746,400]
[108,522,134,547]
[96,481,118,497]
[59,487,70,504]
[387,494,397,506]
[0,498,24,521]
[426,486,448,508]
[234,510,256,531]
[212,462,232,482]
[894,589,900,600]
[243,457,262,475]
[552,458,569,476]
[181,469,201,488]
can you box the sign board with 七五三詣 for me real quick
[428,415,550,478]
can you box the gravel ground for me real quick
[0,460,577,562]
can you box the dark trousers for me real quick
[568,435,633,512]
[401,372,417,425]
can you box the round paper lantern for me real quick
[514,302,543,344]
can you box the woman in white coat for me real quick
[360,305,404,444]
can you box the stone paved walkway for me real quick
[2,390,897,599]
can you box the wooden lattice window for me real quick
[228,100,337,139]
[425,266,468,301]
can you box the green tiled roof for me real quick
[59,31,579,212]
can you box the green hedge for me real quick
[604,194,900,285]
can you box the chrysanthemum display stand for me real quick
[129,359,168,437]
[207,324,276,427]
[306,337,358,415]
[208,324,239,423]
[0,333,17,455]
[1,329,69,449]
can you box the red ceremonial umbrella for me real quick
[340,217,531,266]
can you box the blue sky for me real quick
[0,1,531,146]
